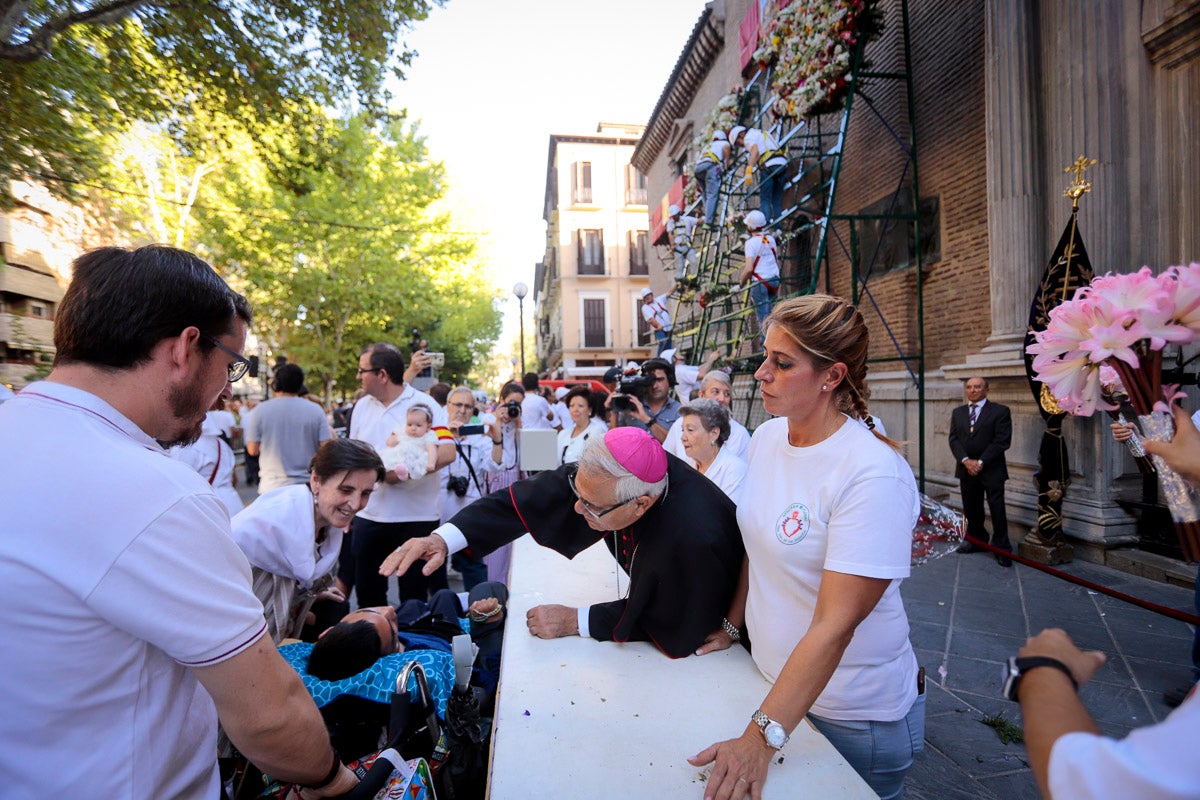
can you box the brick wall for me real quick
[825,0,988,373]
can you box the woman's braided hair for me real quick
[762,294,901,449]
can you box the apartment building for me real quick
[0,183,76,389]
[534,122,655,379]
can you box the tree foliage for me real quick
[0,0,439,201]
[197,112,502,401]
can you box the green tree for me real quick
[1,0,439,203]
[199,112,501,402]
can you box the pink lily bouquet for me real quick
[1027,263,1200,560]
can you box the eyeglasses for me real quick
[566,465,640,521]
[448,402,475,411]
[356,366,383,376]
[202,335,253,383]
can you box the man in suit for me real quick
[949,376,1014,567]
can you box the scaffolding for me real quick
[660,0,929,486]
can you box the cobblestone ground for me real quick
[903,549,1195,799]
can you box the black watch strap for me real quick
[1004,656,1078,702]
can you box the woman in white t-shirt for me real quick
[690,295,922,800]
[231,438,384,643]
[557,385,608,465]
[677,398,746,504]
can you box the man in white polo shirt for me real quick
[350,342,455,606]
[0,246,354,798]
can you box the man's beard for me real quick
[159,376,216,448]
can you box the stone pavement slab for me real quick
[902,548,1196,799]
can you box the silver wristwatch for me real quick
[752,709,789,749]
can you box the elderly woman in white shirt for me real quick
[231,437,384,642]
[557,385,609,465]
[664,370,751,460]
[677,398,747,503]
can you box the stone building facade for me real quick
[534,123,655,380]
[631,0,1200,565]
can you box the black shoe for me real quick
[1163,684,1194,708]
[995,553,1013,568]
[956,542,982,554]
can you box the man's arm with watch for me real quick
[1008,628,1107,800]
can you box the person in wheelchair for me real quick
[307,582,508,711]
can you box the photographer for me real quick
[488,382,525,493]
[606,358,680,444]
[440,386,503,591]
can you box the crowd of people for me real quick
[1,243,1196,800]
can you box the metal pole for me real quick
[518,297,526,376]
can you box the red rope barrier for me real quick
[961,535,1200,627]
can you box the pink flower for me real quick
[1098,363,1124,393]
[1168,263,1200,333]
[1031,351,1114,416]
[1078,316,1142,367]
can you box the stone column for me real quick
[982,0,1044,357]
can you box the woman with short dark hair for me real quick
[230,438,385,642]
[557,386,607,465]
[677,398,745,503]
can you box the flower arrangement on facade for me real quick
[1026,263,1200,559]
[758,0,883,120]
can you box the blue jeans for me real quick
[1192,567,1199,683]
[808,693,925,800]
[695,160,722,225]
[749,277,779,329]
[653,328,672,354]
[759,161,786,223]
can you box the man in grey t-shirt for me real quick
[245,363,331,493]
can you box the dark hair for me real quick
[272,362,305,394]
[309,438,386,482]
[563,385,598,419]
[521,372,540,391]
[429,382,451,405]
[500,381,525,400]
[307,621,384,681]
[361,343,406,385]
[640,358,676,387]
[54,245,251,369]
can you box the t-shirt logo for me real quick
[775,503,811,545]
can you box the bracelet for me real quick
[469,605,503,622]
[298,750,341,791]
[721,617,741,643]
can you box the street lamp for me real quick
[513,282,528,377]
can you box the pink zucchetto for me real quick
[604,427,667,483]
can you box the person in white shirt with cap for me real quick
[640,288,673,355]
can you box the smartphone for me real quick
[459,424,486,436]
[426,352,445,368]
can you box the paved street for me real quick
[902,548,1196,799]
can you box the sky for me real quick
[387,0,709,352]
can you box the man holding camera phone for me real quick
[440,386,503,590]
[606,358,681,444]
[350,343,455,606]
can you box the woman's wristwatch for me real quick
[752,710,789,749]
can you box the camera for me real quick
[610,375,652,412]
[426,352,445,369]
[503,400,521,418]
[447,474,471,497]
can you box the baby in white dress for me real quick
[380,404,439,481]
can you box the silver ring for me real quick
[736,777,748,783]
